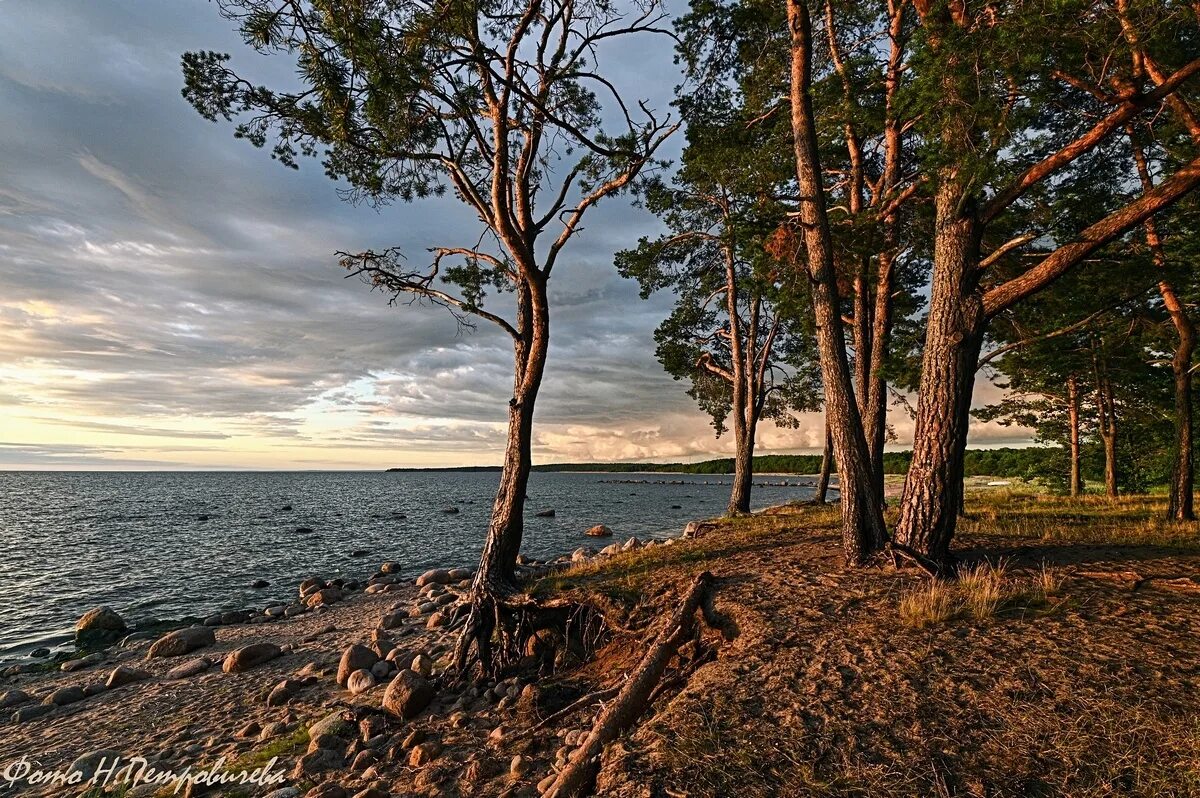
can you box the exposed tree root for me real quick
[541,570,716,798]
[450,581,606,682]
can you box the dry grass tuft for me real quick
[898,580,958,628]
[898,560,1061,628]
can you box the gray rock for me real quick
[308,710,354,740]
[535,509,556,517]
[11,704,53,723]
[106,665,150,689]
[75,607,127,648]
[147,626,216,658]
[166,658,211,680]
[60,652,103,672]
[346,669,377,695]
[67,749,123,781]
[43,686,86,706]
[222,642,282,673]
[380,561,402,574]
[0,689,30,709]
[267,678,302,706]
[410,653,433,678]
[370,660,392,680]
[448,567,473,580]
[382,670,434,720]
[30,647,50,658]
[291,748,341,778]
[379,611,406,630]
[337,644,378,686]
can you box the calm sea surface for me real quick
[0,471,817,660]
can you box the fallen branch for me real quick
[541,570,716,798]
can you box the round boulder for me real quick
[74,607,127,648]
[147,626,216,659]
[382,670,434,720]
[585,524,613,537]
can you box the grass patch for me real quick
[898,560,1064,628]
[530,504,840,603]
[962,492,1200,548]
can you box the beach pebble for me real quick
[0,690,30,708]
[305,587,344,608]
[411,653,433,678]
[292,748,341,778]
[166,657,211,680]
[60,652,104,672]
[337,644,378,686]
[223,642,282,673]
[11,704,53,723]
[106,665,150,689]
[416,568,453,587]
[267,678,301,706]
[408,741,442,766]
[347,669,377,695]
[43,685,86,706]
[382,670,434,720]
[67,750,124,781]
[147,626,216,658]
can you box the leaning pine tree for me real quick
[183,0,676,676]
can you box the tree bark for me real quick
[455,277,550,673]
[1068,375,1083,496]
[894,178,984,569]
[815,422,833,503]
[1093,357,1119,499]
[1131,136,1195,520]
[728,413,758,514]
[787,0,887,564]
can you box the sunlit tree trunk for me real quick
[787,0,887,564]
[815,422,833,503]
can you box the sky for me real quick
[0,0,1030,470]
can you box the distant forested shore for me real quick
[387,447,1062,479]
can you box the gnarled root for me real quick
[450,581,606,682]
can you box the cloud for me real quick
[0,0,1034,470]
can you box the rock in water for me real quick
[146,626,216,658]
[585,524,613,537]
[336,644,378,686]
[75,607,127,648]
[223,643,282,673]
[380,561,402,574]
[382,670,434,720]
[535,509,556,517]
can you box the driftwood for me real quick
[541,570,715,798]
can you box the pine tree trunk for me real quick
[863,250,894,502]
[1068,375,1083,496]
[1103,425,1118,498]
[815,422,833,503]
[1169,331,1195,519]
[728,414,757,514]
[787,0,887,564]
[454,278,549,674]
[894,178,984,569]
